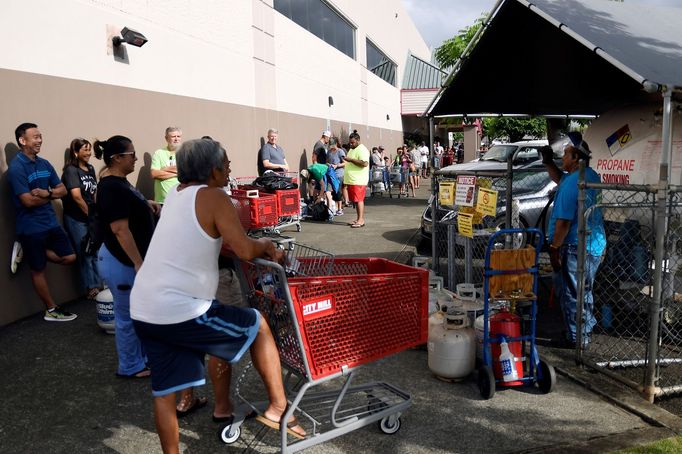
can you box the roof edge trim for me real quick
[521,0,654,89]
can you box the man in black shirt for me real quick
[312,130,331,164]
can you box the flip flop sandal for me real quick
[213,410,257,423]
[176,396,208,418]
[255,413,306,440]
[350,223,365,228]
[116,367,151,379]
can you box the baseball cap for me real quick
[566,131,591,157]
[322,130,331,138]
[378,145,385,150]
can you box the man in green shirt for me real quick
[343,131,370,227]
[151,126,182,203]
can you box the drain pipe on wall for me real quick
[430,116,437,272]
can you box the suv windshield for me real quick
[492,170,552,195]
[481,145,517,162]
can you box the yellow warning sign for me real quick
[476,187,498,217]
[457,212,474,238]
[439,181,455,206]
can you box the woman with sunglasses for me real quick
[94,135,161,378]
[61,138,102,300]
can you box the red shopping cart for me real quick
[220,244,428,452]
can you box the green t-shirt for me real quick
[344,143,370,185]
[151,147,179,203]
[308,163,328,182]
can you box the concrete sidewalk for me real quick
[0,180,680,453]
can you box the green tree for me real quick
[482,117,547,142]
[434,14,487,69]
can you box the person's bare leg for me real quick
[343,186,349,205]
[31,270,56,310]
[154,392,180,454]
[209,356,233,419]
[356,201,365,225]
[176,388,198,412]
[250,318,306,436]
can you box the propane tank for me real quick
[428,309,476,381]
[428,285,456,316]
[490,308,523,385]
[95,288,115,334]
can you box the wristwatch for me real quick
[47,187,53,199]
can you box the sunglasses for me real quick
[116,151,136,157]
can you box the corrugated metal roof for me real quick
[402,52,446,90]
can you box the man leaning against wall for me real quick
[6,123,77,321]
[151,127,182,203]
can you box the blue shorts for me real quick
[18,227,74,271]
[133,301,261,397]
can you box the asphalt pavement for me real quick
[1,179,681,453]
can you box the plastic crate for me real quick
[287,258,428,380]
[266,188,301,218]
[230,192,278,230]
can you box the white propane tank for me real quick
[428,286,456,316]
[428,309,476,381]
[454,283,484,327]
[95,288,115,334]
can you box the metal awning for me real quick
[428,0,682,117]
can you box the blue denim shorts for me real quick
[133,301,260,396]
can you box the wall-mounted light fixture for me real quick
[113,27,148,47]
[328,96,334,107]
[386,114,390,121]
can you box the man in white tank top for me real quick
[131,139,306,452]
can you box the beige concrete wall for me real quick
[0,69,402,326]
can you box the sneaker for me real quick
[336,209,344,216]
[44,307,78,322]
[10,241,22,274]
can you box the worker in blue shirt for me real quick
[542,132,606,349]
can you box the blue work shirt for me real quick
[6,152,61,235]
[547,166,606,256]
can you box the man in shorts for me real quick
[7,123,77,321]
[343,131,370,228]
[131,138,305,453]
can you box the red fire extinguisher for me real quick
[490,308,524,386]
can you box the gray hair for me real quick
[329,137,338,148]
[177,139,225,184]
[165,126,181,136]
[267,128,278,135]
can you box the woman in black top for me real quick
[95,135,160,378]
[61,138,102,299]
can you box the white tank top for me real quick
[131,185,221,324]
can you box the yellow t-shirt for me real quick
[343,143,370,185]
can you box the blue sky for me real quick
[402,0,682,51]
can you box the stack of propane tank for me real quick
[427,277,516,382]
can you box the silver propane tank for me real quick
[428,307,476,381]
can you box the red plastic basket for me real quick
[230,191,278,229]
[264,188,301,217]
[287,258,428,380]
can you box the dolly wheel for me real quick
[478,366,496,400]
[379,416,401,434]
[219,424,241,444]
[537,360,556,394]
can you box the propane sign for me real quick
[455,175,476,207]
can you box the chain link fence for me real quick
[430,165,554,291]
[577,181,682,401]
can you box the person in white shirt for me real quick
[131,138,306,453]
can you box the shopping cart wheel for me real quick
[219,424,241,444]
[378,415,401,434]
[537,360,556,394]
[477,366,496,400]
[296,223,302,232]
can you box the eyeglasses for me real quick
[116,152,136,157]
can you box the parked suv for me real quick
[420,162,556,241]
[439,140,550,172]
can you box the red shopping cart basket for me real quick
[287,258,428,380]
[266,188,301,218]
[230,190,278,230]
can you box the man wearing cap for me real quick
[312,130,331,165]
[541,132,606,349]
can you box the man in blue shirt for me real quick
[542,132,606,348]
[7,123,78,321]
